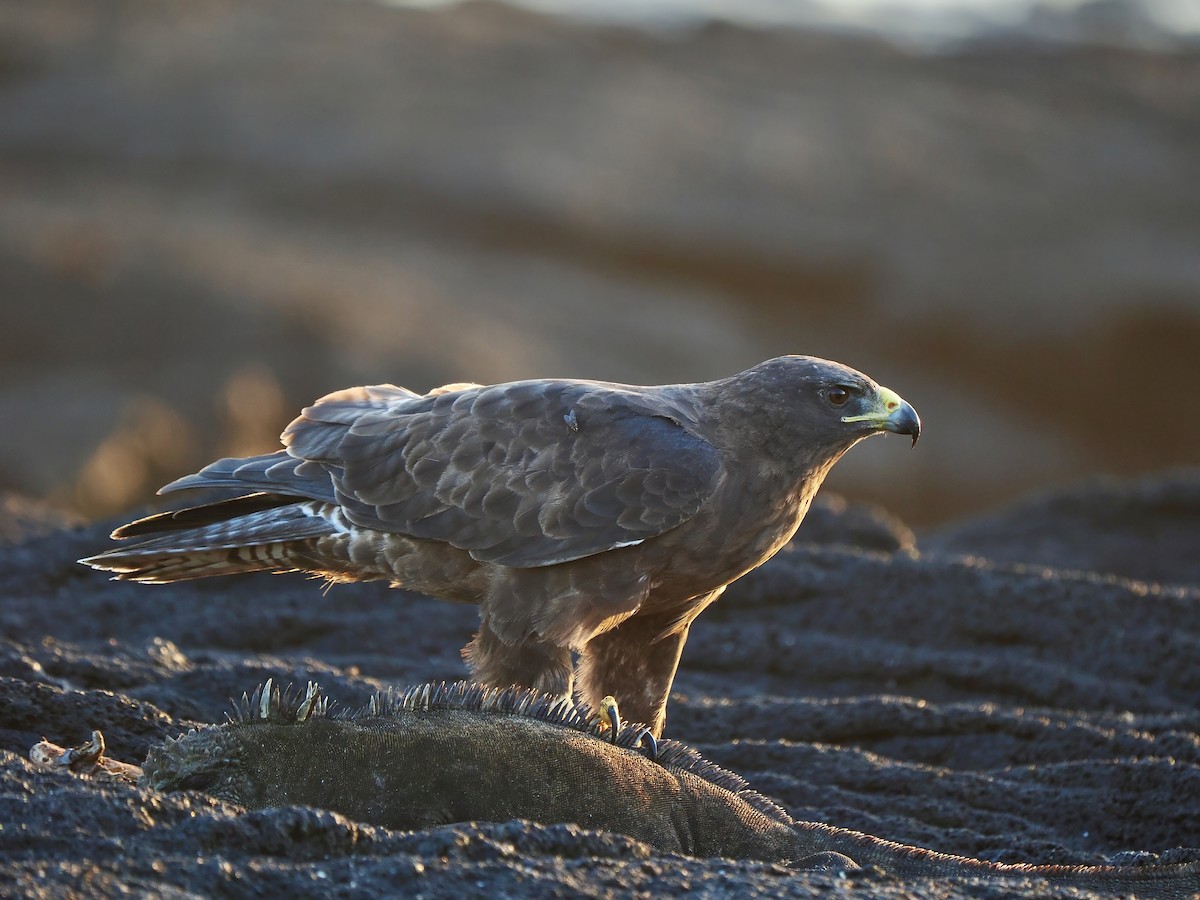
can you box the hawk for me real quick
[83,356,920,736]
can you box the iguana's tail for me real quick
[793,822,1200,899]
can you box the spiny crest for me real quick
[228,679,332,724]
[644,742,792,824]
[355,681,653,750]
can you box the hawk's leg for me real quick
[575,609,691,739]
[463,621,574,701]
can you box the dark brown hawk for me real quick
[82,356,920,736]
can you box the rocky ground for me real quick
[1,469,1197,897]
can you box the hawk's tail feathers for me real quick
[110,492,300,540]
[80,502,339,583]
[81,545,304,582]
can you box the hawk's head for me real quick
[723,355,921,464]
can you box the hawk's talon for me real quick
[598,695,621,743]
[634,728,659,760]
[597,697,657,758]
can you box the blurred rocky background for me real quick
[0,0,1197,527]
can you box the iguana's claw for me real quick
[30,730,143,784]
[41,730,106,771]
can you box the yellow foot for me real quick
[598,695,622,742]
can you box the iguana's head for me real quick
[140,723,244,801]
[140,679,328,804]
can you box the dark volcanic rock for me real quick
[794,493,917,555]
[925,468,1200,586]
[1,474,1198,897]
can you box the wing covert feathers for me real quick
[157,452,337,505]
[281,379,723,567]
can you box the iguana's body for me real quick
[134,682,1199,898]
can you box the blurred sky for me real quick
[399,0,1200,43]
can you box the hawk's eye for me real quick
[826,386,851,407]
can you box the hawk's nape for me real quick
[82,355,920,736]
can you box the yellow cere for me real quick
[841,386,905,424]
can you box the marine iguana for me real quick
[34,681,1200,897]
[80,356,920,736]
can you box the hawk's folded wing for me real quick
[277,380,724,568]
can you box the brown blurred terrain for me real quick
[1,0,1198,526]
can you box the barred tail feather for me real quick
[84,543,308,583]
[80,502,340,583]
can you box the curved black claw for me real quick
[598,695,622,743]
[634,728,659,760]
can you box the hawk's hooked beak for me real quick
[842,386,921,447]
